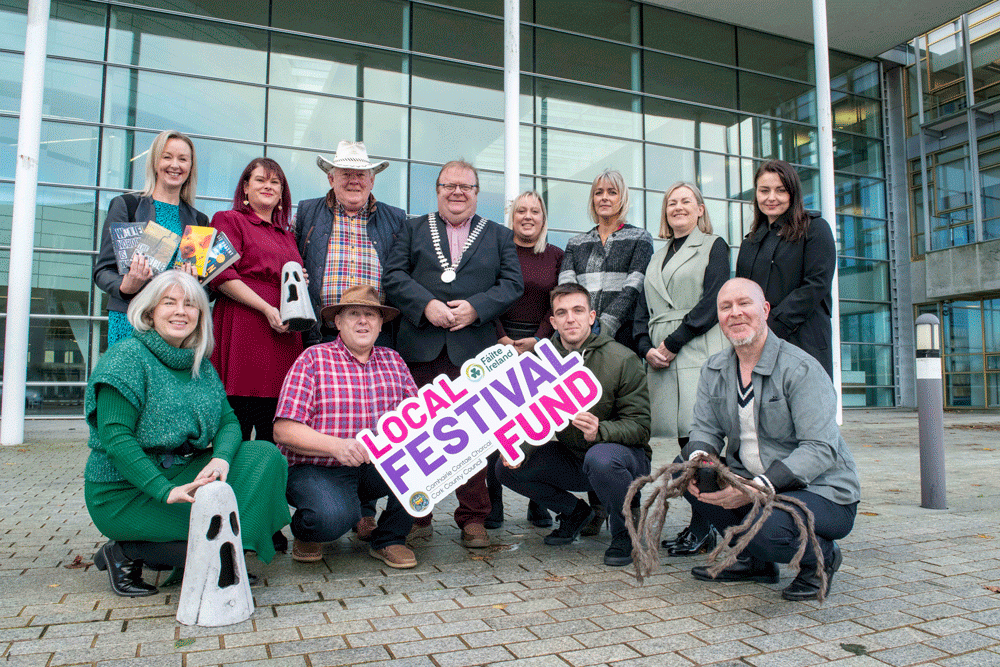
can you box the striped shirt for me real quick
[274,337,418,467]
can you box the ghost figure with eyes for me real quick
[279,261,316,332]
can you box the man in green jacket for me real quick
[495,283,651,566]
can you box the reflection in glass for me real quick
[536,127,642,184]
[739,71,816,124]
[44,59,103,123]
[834,132,883,176]
[840,301,891,343]
[832,91,881,137]
[643,5,734,65]
[645,52,736,109]
[412,57,503,119]
[268,89,356,150]
[536,28,636,90]
[0,0,26,52]
[536,79,641,141]
[49,0,106,61]
[413,5,503,67]
[837,215,888,260]
[645,144,694,192]
[38,122,100,187]
[271,0,405,49]
[0,184,96,252]
[0,51,22,115]
[121,0,268,25]
[738,28,813,82]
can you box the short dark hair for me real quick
[550,282,592,309]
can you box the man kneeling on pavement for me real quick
[273,285,418,568]
[496,283,651,566]
[681,277,860,600]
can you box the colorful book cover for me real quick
[174,225,217,276]
[110,221,146,274]
[133,221,181,275]
[201,231,241,285]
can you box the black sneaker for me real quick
[544,500,595,545]
[526,500,552,528]
[604,533,633,567]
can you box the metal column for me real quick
[503,0,520,217]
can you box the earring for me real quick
[243,199,249,206]
[278,204,283,211]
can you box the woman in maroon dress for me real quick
[209,158,303,444]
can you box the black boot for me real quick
[782,542,843,601]
[692,555,779,584]
[484,452,504,529]
[526,500,552,528]
[484,500,504,529]
[604,532,633,567]
[93,541,159,597]
[580,503,607,537]
[544,499,595,545]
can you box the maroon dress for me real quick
[209,209,304,398]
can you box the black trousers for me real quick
[228,396,279,443]
[687,487,857,567]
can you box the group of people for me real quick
[84,130,859,606]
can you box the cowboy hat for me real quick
[320,284,399,324]
[316,141,390,176]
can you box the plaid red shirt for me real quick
[274,337,418,467]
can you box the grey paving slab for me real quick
[3,409,1000,667]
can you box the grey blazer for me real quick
[683,330,861,505]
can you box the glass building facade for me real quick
[0,0,892,415]
[903,0,1000,407]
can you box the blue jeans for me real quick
[495,441,650,539]
[286,463,413,550]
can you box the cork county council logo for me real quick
[465,363,486,382]
[409,492,430,513]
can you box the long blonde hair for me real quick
[127,271,213,377]
[139,130,198,207]
[659,182,713,239]
[508,190,549,254]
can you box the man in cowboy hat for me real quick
[382,160,523,549]
[272,285,419,568]
[295,141,407,349]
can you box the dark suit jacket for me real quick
[735,211,836,378]
[383,213,524,367]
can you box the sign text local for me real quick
[357,339,602,516]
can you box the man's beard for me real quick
[728,329,759,348]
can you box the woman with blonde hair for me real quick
[93,130,207,346]
[488,190,564,528]
[84,271,290,597]
[558,169,653,535]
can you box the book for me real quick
[174,225,217,277]
[201,231,241,285]
[133,221,181,274]
[109,221,146,274]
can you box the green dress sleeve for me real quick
[211,398,243,463]
[95,385,174,503]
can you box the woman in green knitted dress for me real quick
[84,270,290,597]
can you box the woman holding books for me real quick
[84,270,290,597]
[208,158,303,445]
[93,130,208,347]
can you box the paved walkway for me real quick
[1,409,999,667]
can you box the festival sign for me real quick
[357,339,603,517]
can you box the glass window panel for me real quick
[0,0,26,52]
[840,343,894,387]
[363,102,409,160]
[411,109,531,176]
[0,116,16,181]
[945,301,983,355]
[644,99,739,152]
[267,89,356,150]
[108,7,267,83]
[536,27,636,90]
[945,354,984,372]
[832,91,881,137]
[742,116,817,166]
[839,301,891,343]
[642,5,734,65]
[738,71,816,124]
[837,259,889,302]
[645,52,736,109]
[0,51,22,115]
[121,0,267,25]
[644,144,694,192]
[413,5,502,67]
[103,66,265,143]
[535,0,634,44]
[270,33,406,106]
[833,132,883,177]
[535,127,642,184]
[272,0,405,50]
[830,58,880,98]
[0,184,96,252]
[972,28,1000,103]
[837,215,888,260]
[536,79,641,141]
[412,57,503,119]
[43,59,102,123]
[738,28,813,82]
[697,152,738,200]
[0,315,91,412]
[32,122,100,187]
[538,179,594,234]
[31,249,95,316]
[99,129,261,200]
[985,299,1000,352]
[49,0,106,60]
[946,372,984,407]
[832,174,886,219]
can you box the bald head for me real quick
[717,278,770,348]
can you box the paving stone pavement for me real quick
[1,408,999,666]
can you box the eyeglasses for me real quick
[437,183,477,193]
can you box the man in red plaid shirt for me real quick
[273,285,419,568]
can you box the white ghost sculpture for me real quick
[176,481,254,627]
[279,261,316,331]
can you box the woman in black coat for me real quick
[736,160,836,378]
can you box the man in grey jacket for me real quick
[681,278,860,601]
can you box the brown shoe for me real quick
[580,504,608,537]
[369,544,417,569]
[461,522,490,548]
[407,523,433,541]
[292,539,323,563]
[354,516,377,542]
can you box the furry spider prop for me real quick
[623,453,831,602]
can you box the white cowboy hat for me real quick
[316,141,390,176]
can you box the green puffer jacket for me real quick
[551,332,651,461]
